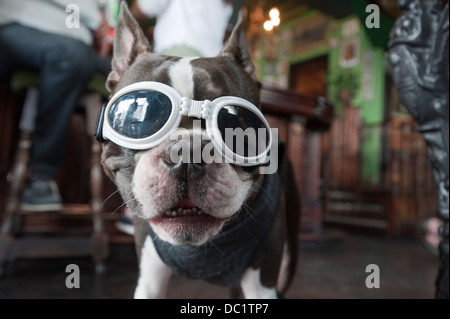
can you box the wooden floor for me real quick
[0,228,439,299]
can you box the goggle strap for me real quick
[94,104,107,143]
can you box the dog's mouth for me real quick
[148,198,230,226]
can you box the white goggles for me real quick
[95,81,272,166]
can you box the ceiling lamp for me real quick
[264,7,281,32]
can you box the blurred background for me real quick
[0,0,446,299]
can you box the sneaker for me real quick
[20,176,63,212]
[115,207,134,235]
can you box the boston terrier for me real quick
[96,1,300,299]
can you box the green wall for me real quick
[255,10,387,185]
[325,15,385,185]
[326,15,385,125]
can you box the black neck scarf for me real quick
[148,171,281,286]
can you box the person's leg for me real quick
[35,39,98,178]
[0,24,98,210]
[0,24,39,81]
[1,24,97,177]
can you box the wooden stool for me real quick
[0,71,110,276]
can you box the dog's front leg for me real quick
[240,268,278,299]
[134,236,172,299]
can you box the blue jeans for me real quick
[0,23,98,179]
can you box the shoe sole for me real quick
[20,203,63,212]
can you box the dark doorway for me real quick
[290,55,328,98]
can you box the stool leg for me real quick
[0,130,32,276]
[85,93,109,274]
[90,138,109,274]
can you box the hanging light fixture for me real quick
[264,7,281,32]
[264,20,274,31]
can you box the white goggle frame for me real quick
[99,81,272,166]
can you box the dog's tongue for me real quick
[180,198,196,209]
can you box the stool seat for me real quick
[10,70,109,98]
[11,70,109,132]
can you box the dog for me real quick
[96,2,300,299]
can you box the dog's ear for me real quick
[219,12,257,82]
[107,1,152,93]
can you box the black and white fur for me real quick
[101,2,300,299]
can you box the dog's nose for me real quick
[161,140,210,178]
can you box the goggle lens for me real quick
[97,82,273,165]
[108,90,172,139]
[217,106,270,158]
